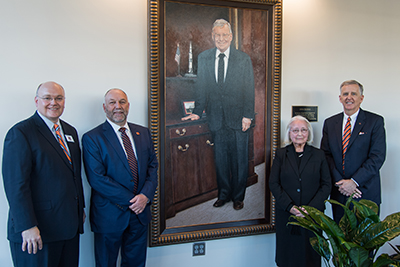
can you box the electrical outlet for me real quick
[193,242,205,256]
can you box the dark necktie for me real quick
[342,117,351,170]
[119,127,138,194]
[218,53,225,86]
[54,124,72,165]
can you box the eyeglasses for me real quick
[213,33,231,40]
[291,128,308,134]
[37,95,65,103]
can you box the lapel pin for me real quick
[136,132,140,135]
[65,135,75,142]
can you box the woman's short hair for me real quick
[283,115,314,146]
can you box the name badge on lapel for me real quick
[65,135,75,142]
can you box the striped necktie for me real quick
[54,124,72,165]
[342,117,351,170]
[119,127,138,194]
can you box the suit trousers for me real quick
[212,126,249,202]
[94,212,148,267]
[9,232,79,267]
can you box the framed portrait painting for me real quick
[148,0,282,246]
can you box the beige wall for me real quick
[0,0,399,266]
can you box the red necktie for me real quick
[119,127,138,194]
[54,124,72,165]
[342,117,351,170]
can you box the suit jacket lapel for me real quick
[286,145,300,177]
[299,145,312,174]
[287,144,313,175]
[349,109,365,148]
[128,124,141,171]
[208,48,217,85]
[224,48,236,88]
[102,121,132,176]
[33,113,73,171]
[334,113,344,150]
[59,120,77,171]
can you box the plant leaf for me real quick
[353,217,376,246]
[359,199,379,215]
[348,244,370,267]
[329,199,358,237]
[372,253,397,267]
[304,206,345,239]
[363,213,400,249]
[310,236,331,262]
[288,220,321,238]
[353,200,380,224]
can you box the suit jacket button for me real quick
[297,189,300,192]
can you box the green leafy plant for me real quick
[288,196,400,267]
[388,243,400,266]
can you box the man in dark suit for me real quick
[82,89,158,267]
[182,19,254,210]
[321,80,386,221]
[2,81,85,266]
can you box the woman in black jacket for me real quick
[269,115,331,267]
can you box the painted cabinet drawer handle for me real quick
[178,144,189,152]
[175,128,186,136]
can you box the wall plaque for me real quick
[292,106,318,122]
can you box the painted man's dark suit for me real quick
[2,112,85,264]
[320,108,386,220]
[193,47,254,203]
[82,121,158,265]
[269,144,331,267]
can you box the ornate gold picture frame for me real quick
[148,0,282,246]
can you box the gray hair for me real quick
[340,80,364,95]
[104,88,128,103]
[283,115,314,146]
[212,19,232,34]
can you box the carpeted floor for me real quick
[166,163,266,228]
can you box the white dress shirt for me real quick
[215,47,230,83]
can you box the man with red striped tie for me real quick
[82,89,158,267]
[321,80,386,222]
